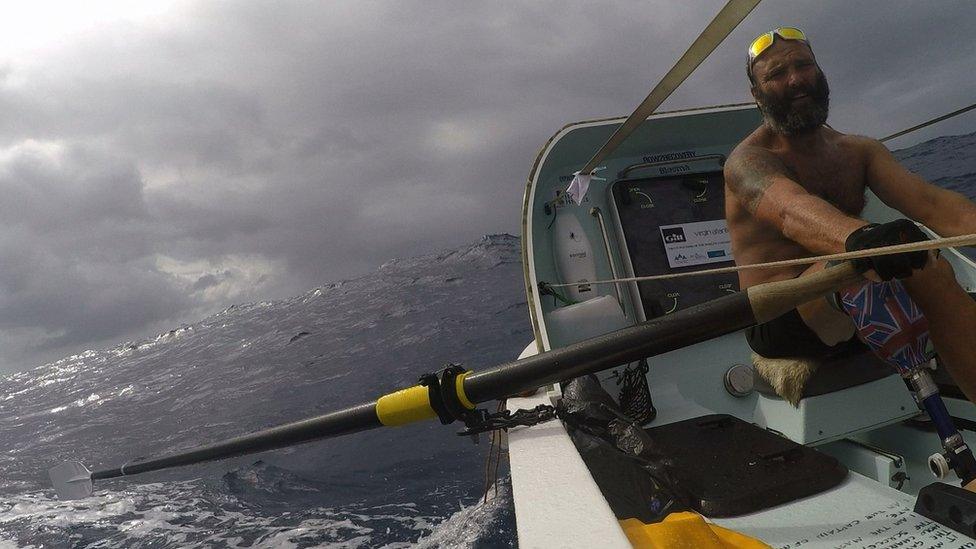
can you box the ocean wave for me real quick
[0,475,514,548]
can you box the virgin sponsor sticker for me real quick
[659,219,733,268]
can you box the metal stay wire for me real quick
[546,233,976,288]
[880,102,976,143]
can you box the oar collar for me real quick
[420,363,476,425]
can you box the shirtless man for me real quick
[723,27,976,402]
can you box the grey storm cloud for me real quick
[0,0,973,371]
[0,144,191,349]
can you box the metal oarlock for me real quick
[905,365,976,484]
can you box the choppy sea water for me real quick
[0,234,525,547]
[0,131,973,548]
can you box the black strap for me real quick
[420,363,475,425]
[439,364,475,423]
[457,405,560,437]
[418,372,452,425]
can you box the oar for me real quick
[49,261,863,500]
[575,0,761,177]
[566,0,760,203]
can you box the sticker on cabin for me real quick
[659,219,733,268]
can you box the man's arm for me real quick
[724,145,867,254]
[863,137,976,236]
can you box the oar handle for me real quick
[746,262,864,323]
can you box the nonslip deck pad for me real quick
[645,414,848,517]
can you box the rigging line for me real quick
[880,102,976,143]
[481,399,506,504]
[546,233,976,288]
[578,0,762,176]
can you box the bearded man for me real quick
[723,27,976,403]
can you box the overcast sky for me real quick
[0,0,973,373]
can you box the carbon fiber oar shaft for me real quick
[50,262,861,500]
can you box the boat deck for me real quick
[508,389,967,548]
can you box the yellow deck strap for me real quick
[455,371,475,410]
[375,385,437,426]
[620,512,770,549]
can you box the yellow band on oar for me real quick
[454,371,475,410]
[375,386,437,426]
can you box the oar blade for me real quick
[49,461,93,500]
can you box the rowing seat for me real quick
[752,350,896,404]
[751,350,918,445]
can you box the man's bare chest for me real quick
[780,153,867,214]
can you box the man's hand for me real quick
[845,219,929,280]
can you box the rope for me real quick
[547,233,976,288]
[880,102,976,143]
[481,399,506,503]
[578,0,761,175]
[538,282,578,306]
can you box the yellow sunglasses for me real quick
[748,27,809,62]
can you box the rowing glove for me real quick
[844,219,929,280]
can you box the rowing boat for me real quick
[507,102,976,548]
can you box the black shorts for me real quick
[745,308,865,359]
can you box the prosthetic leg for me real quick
[904,366,976,483]
[840,278,976,485]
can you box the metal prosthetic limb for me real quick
[835,273,976,485]
[905,366,976,484]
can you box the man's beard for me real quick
[755,70,830,135]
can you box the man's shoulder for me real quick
[728,127,770,162]
[830,130,884,153]
[723,131,792,197]
[735,125,772,149]
[726,128,782,172]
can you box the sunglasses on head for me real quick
[748,27,809,63]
